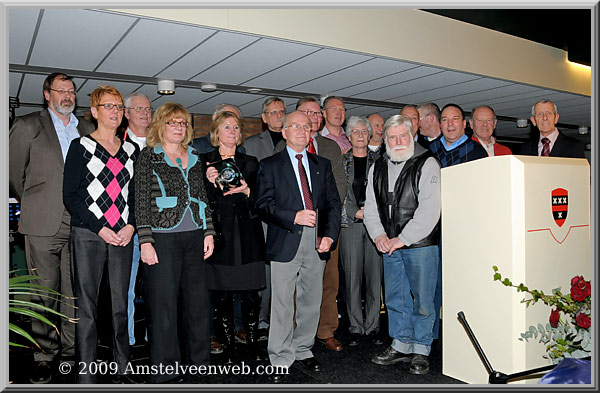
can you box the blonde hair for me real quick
[90,85,123,108]
[147,102,193,148]
[209,111,243,147]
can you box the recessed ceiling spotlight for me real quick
[157,79,175,95]
[200,83,217,93]
[578,126,589,135]
[247,88,262,94]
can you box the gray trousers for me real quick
[24,210,75,362]
[258,222,271,329]
[268,226,325,367]
[339,222,382,335]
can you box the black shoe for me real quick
[371,346,412,365]
[348,333,361,347]
[258,328,269,342]
[409,354,429,375]
[296,357,321,372]
[270,373,287,383]
[368,330,384,345]
[30,361,52,384]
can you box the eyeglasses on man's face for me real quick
[264,110,286,117]
[165,121,189,128]
[129,106,152,113]
[299,110,322,117]
[97,103,125,111]
[49,88,76,96]
[351,129,369,135]
[285,123,311,132]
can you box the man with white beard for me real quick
[363,115,441,375]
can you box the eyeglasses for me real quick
[49,88,76,96]
[299,110,322,117]
[351,129,369,135]
[165,121,189,128]
[129,106,152,113]
[285,123,311,132]
[264,110,286,117]
[97,103,125,111]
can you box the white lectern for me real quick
[441,155,590,384]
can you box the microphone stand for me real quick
[457,311,558,384]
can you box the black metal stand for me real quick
[457,311,558,384]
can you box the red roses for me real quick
[571,275,591,302]
[576,313,591,329]
[549,308,560,328]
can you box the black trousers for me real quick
[70,226,132,384]
[142,230,210,383]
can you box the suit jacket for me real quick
[520,131,586,158]
[255,149,342,262]
[274,134,347,201]
[243,130,275,161]
[9,108,94,236]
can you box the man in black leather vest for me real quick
[363,115,441,375]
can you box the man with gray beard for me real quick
[363,115,441,375]
[9,72,94,383]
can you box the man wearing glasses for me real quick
[244,96,287,342]
[9,72,95,383]
[255,111,341,382]
[122,92,152,350]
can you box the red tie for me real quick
[296,154,313,210]
[541,137,551,157]
[308,137,316,154]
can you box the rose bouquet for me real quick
[493,266,592,364]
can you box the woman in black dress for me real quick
[204,111,266,363]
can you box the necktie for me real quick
[308,137,316,154]
[541,137,551,157]
[296,154,313,210]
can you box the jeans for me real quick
[383,245,438,356]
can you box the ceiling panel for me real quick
[97,18,214,76]
[157,31,258,81]
[292,57,417,93]
[191,38,319,85]
[28,9,136,71]
[9,72,22,97]
[8,9,39,64]
[337,66,445,99]
[246,48,372,90]
[16,73,87,105]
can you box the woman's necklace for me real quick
[219,147,235,159]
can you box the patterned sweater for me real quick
[134,145,215,245]
[428,136,487,168]
[63,135,138,233]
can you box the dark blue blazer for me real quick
[255,148,341,263]
[520,131,586,158]
[191,134,246,155]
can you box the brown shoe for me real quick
[210,336,223,354]
[318,336,343,351]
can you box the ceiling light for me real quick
[200,83,217,93]
[246,88,262,94]
[157,79,175,95]
[578,126,589,135]
[516,118,528,128]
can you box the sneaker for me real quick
[409,354,430,375]
[371,346,412,365]
[210,336,223,354]
[235,329,247,344]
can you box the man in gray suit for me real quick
[9,72,95,383]
[243,96,287,340]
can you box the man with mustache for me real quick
[363,115,441,375]
[9,72,95,383]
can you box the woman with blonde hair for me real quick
[134,102,215,383]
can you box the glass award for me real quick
[207,157,243,193]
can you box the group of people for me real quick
[9,71,586,384]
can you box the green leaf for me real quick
[8,307,57,330]
[493,273,501,281]
[492,266,498,272]
[8,323,40,349]
[502,278,512,286]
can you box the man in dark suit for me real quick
[255,111,341,382]
[9,72,94,383]
[275,96,347,352]
[520,99,586,158]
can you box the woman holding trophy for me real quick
[203,111,266,363]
